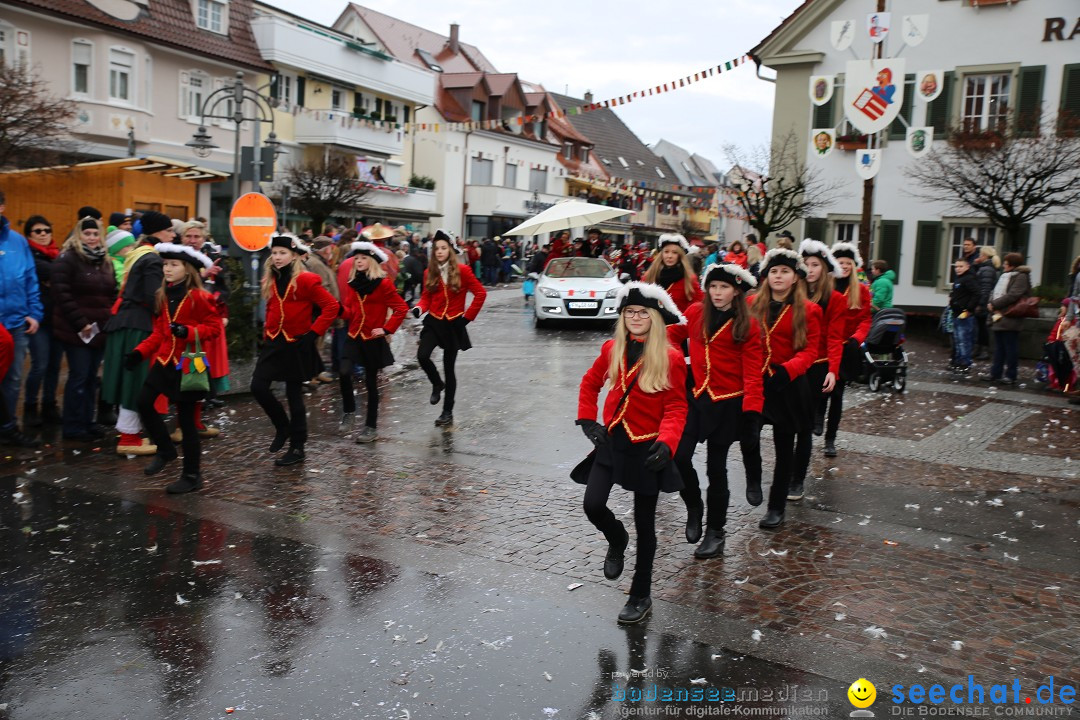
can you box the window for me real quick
[579,146,589,162]
[962,73,1010,133]
[655,166,665,178]
[331,88,345,111]
[471,101,485,123]
[529,168,546,193]
[72,40,92,95]
[470,157,493,185]
[617,156,629,168]
[504,163,517,189]
[181,70,208,119]
[835,222,858,244]
[109,48,134,102]
[196,0,226,34]
[950,225,997,260]
[563,142,573,160]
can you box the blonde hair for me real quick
[261,254,307,299]
[804,257,835,304]
[179,220,207,238]
[746,245,763,266]
[348,253,388,282]
[643,244,696,299]
[63,216,105,260]
[426,239,462,293]
[605,308,671,395]
[750,277,809,351]
[980,245,1001,269]
[837,259,863,310]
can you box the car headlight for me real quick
[540,287,561,298]
[605,288,619,298]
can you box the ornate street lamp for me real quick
[184,126,217,159]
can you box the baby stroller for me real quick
[861,308,908,393]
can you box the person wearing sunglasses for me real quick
[22,216,63,426]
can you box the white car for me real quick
[533,257,628,328]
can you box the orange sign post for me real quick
[229,192,277,252]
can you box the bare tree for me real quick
[904,121,1080,250]
[0,64,77,169]
[285,156,370,233]
[723,131,846,241]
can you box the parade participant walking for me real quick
[250,234,339,466]
[102,211,172,456]
[575,282,687,623]
[745,249,821,528]
[667,264,762,558]
[22,215,62,426]
[819,242,872,458]
[126,243,221,493]
[792,240,845,500]
[52,217,117,440]
[642,234,703,314]
[411,230,486,427]
[339,241,408,443]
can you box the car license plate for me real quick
[569,301,598,309]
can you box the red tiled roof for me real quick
[441,72,486,89]
[484,74,518,97]
[9,0,271,71]
[346,4,498,74]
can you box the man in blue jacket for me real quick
[0,189,43,442]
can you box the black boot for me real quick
[759,509,785,529]
[617,596,652,624]
[434,410,453,427]
[166,472,202,494]
[603,524,629,580]
[685,502,704,544]
[275,445,305,466]
[745,480,763,507]
[693,529,726,558]
[788,477,805,501]
[823,437,837,458]
[268,426,289,453]
[812,414,824,437]
[429,381,445,405]
[23,403,41,427]
[97,402,117,427]
[0,426,40,448]
[41,403,62,424]
[144,454,175,476]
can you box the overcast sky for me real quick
[263,0,804,171]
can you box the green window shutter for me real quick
[1042,224,1076,289]
[877,220,902,283]
[296,77,306,107]
[804,217,826,243]
[913,221,942,287]
[926,71,954,140]
[812,95,834,129]
[403,105,410,123]
[1006,224,1031,257]
[1015,66,1045,138]
[353,91,363,115]
[888,75,916,140]
[1059,63,1080,136]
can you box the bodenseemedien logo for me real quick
[848,678,877,717]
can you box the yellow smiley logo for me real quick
[848,678,877,708]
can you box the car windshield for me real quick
[544,258,615,279]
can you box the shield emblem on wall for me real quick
[855,149,881,180]
[831,20,855,51]
[810,129,835,158]
[906,127,933,159]
[844,58,906,135]
[902,14,929,46]
[916,70,943,102]
[809,76,834,106]
[867,12,890,43]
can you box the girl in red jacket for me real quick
[339,241,408,444]
[745,249,822,528]
[820,242,872,457]
[668,263,763,558]
[791,239,846,500]
[575,282,687,624]
[642,234,703,314]
[125,244,221,493]
[251,234,339,466]
[411,230,486,427]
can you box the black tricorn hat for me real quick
[615,282,686,326]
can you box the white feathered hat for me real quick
[830,241,864,269]
[657,233,691,254]
[153,242,213,270]
[349,241,389,264]
[701,262,757,292]
[616,281,687,325]
[760,247,808,277]
[799,238,844,278]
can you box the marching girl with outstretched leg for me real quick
[575,282,687,624]
[250,234,339,466]
[339,241,408,444]
[819,242,872,458]
[642,233,703,314]
[745,249,821,529]
[411,230,486,427]
[790,240,846,500]
[667,264,763,558]
[126,243,222,493]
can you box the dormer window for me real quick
[563,142,573,160]
[416,48,443,72]
[195,0,227,34]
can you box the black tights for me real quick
[250,377,307,447]
[338,362,381,428]
[583,464,659,598]
[741,425,796,512]
[819,381,845,441]
[676,430,735,533]
[417,333,458,412]
[137,386,200,474]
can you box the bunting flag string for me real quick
[275,53,752,135]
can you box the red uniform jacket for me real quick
[577,339,688,453]
[264,271,339,342]
[135,288,223,367]
[664,275,704,314]
[341,277,409,340]
[815,290,847,376]
[839,283,873,343]
[417,264,487,321]
[749,298,822,381]
[668,303,764,413]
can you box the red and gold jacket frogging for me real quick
[839,282,873,343]
[416,264,487,321]
[749,298,822,382]
[341,277,409,341]
[668,303,764,413]
[814,290,847,376]
[264,271,339,342]
[134,288,223,366]
[665,275,704,315]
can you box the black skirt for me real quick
[421,315,472,352]
[342,335,394,372]
[806,362,829,400]
[571,425,683,495]
[692,393,743,446]
[762,373,813,434]
[144,361,208,403]
[253,335,314,383]
[840,341,863,381]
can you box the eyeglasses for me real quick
[622,308,651,319]
[31,228,52,234]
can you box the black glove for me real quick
[845,337,861,351]
[302,330,319,342]
[575,419,608,447]
[740,411,763,446]
[169,322,188,339]
[644,441,671,472]
[124,350,143,370]
[765,364,790,392]
[410,306,422,319]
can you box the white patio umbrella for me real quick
[503,199,634,237]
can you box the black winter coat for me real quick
[949,272,980,315]
[104,248,162,333]
[481,240,500,267]
[975,261,999,314]
[51,249,117,348]
[29,244,57,325]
